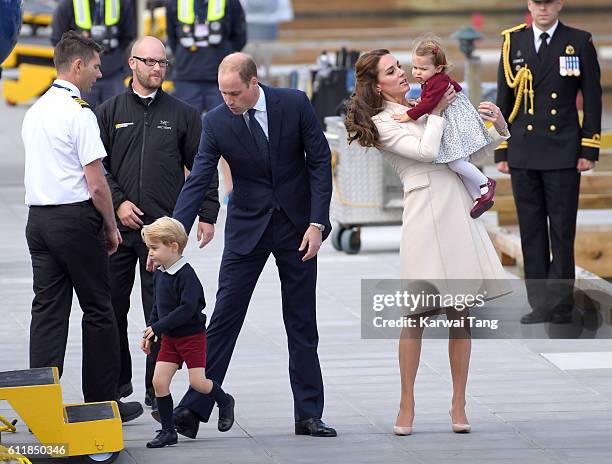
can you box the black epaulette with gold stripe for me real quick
[71,96,91,109]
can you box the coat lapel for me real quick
[263,85,282,186]
[230,112,258,155]
[521,27,540,78]
[534,23,564,87]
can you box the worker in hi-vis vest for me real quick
[52,0,136,110]
[166,0,246,114]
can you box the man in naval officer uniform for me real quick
[495,0,602,324]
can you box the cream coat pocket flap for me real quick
[403,173,430,193]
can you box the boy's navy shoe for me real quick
[117,400,143,423]
[218,394,235,432]
[146,429,178,448]
[295,418,337,437]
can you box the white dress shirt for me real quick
[533,20,559,53]
[243,85,269,139]
[133,87,158,100]
[22,79,108,206]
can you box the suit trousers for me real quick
[178,209,325,422]
[109,230,159,392]
[510,167,581,311]
[26,201,119,402]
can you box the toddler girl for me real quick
[393,38,496,218]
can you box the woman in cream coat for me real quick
[345,49,510,436]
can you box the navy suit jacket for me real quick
[173,85,332,255]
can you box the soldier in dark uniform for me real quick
[495,0,602,324]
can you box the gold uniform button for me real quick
[551,109,557,115]
[551,92,558,99]
[550,124,556,131]
[527,124,533,131]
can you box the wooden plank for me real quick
[492,172,612,225]
[486,224,612,278]
[485,224,612,322]
[575,226,612,278]
[495,195,612,226]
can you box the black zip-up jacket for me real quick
[96,85,220,230]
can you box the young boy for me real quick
[141,217,235,448]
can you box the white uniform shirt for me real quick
[22,79,107,206]
[532,20,559,53]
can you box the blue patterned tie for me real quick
[247,108,270,167]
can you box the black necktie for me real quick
[538,32,549,60]
[141,97,153,107]
[247,108,270,166]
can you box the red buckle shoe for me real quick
[479,177,496,204]
[470,198,494,219]
[470,177,496,219]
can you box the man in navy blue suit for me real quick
[168,52,336,437]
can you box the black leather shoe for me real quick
[520,310,551,324]
[551,310,573,324]
[295,418,337,437]
[151,406,200,439]
[218,394,235,432]
[117,400,143,423]
[117,382,133,399]
[173,407,200,439]
[146,429,178,448]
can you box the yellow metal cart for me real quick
[0,367,123,463]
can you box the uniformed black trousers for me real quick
[510,167,581,312]
[109,230,159,394]
[26,201,119,402]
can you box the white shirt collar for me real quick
[53,79,81,97]
[533,20,559,42]
[132,86,158,100]
[245,85,267,115]
[160,256,188,275]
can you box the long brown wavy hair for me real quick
[344,49,390,148]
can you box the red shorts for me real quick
[157,332,206,369]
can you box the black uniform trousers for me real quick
[178,209,325,422]
[510,167,581,312]
[26,201,119,402]
[109,230,159,393]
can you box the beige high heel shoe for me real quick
[449,410,471,434]
[393,413,413,436]
[393,425,413,436]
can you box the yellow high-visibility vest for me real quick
[73,0,120,30]
[177,0,226,24]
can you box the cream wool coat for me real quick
[372,100,510,299]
